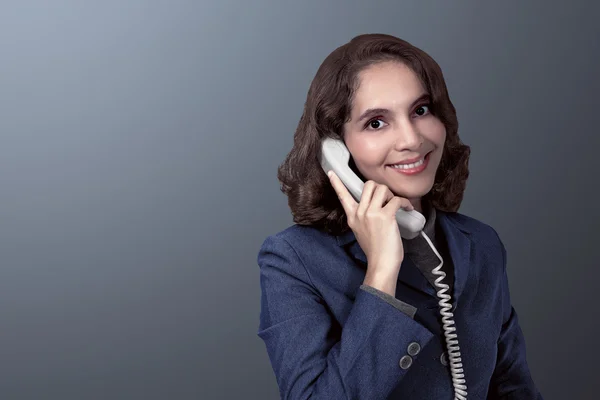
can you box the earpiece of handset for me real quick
[395,208,425,240]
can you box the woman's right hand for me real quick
[327,170,414,294]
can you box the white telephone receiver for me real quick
[319,137,426,240]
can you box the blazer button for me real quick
[399,355,413,369]
[440,352,448,366]
[407,342,421,356]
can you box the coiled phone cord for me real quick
[420,230,467,400]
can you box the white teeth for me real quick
[391,158,424,170]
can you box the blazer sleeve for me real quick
[257,234,435,400]
[360,284,417,318]
[487,236,544,400]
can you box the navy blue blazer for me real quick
[257,210,543,399]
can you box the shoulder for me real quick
[442,210,503,241]
[256,224,346,290]
[261,223,336,246]
[257,224,339,264]
[440,210,507,263]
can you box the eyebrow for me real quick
[357,93,431,122]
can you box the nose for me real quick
[393,121,423,151]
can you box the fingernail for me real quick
[327,171,333,178]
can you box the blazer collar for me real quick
[336,210,472,302]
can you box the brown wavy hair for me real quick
[277,33,471,235]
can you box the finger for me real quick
[382,196,415,215]
[356,180,377,218]
[327,171,358,215]
[369,184,395,210]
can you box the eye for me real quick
[415,104,431,116]
[365,118,388,131]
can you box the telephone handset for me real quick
[319,137,426,240]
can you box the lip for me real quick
[388,151,431,166]
[388,152,431,165]
[387,152,431,175]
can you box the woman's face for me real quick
[342,61,446,210]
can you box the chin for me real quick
[387,180,434,200]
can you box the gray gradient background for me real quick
[0,1,598,399]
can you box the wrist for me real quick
[363,268,399,297]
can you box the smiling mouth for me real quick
[386,151,432,174]
[389,157,425,169]
[388,151,432,169]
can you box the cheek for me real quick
[433,123,447,146]
[420,118,446,146]
[347,136,388,167]
[437,128,447,146]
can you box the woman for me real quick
[256,33,543,399]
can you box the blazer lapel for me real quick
[437,211,472,303]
